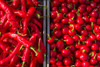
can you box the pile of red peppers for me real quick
[48,0,100,67]
[0,0,46,67]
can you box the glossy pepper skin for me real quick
[32,0,39,7]
[0,0,45,66]
[1,32,32,48]
[22,7,36,34]
[16,63,22,67]
[31,18,42,28]
[28,23,46,53]
[10,52,21,65]
[2,20,19,33]
[0,52,3,60]
[36,38,43,64]
[22,48,31,64]
[26,0,33,7]
[0,0,15,20]
[0,14,7,26]
[13,10,25,17]
[36,50,43,64]
[0,41,10,53]
[30,57,37,67]
[12,0,20,8]
[3,38,18,46]
[0,43,21,65]
[29,33,38,48]
[21,0,26,13]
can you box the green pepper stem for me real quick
[93,30,96,35]
[63,40,66,42]
[71,56,73,60]
[53,27,57,31]
[53,47,56,51]
[47,34,51,39]
[30,46,38,56]
[79,36,81,38]
[0,32,1,36]
[71,65,75,67]
[65,46,69,49]
[16,29,27,36]
[91,22,94,29]
[82,17,85,19]
[93,54,97,59]
[71,17,74,20]
[70,25,74,32]
[69,4,72,7]
[83,27,86,30]
[22,61,25,67]
[37,38,41,52]
[78,40,80,45]
[9,49,12,52]
[54,38,58,41]
[74,4,75,9]
[19,45,24,51]
[12,45,15,47]
[16,54,22,58]
[82,50,86,53]
[38,4,47,8]
[76,9,80,16]
[82,41,86,45]
[94,39,97,43]
[89,52,93,56]
[6,0,13,2]
[27,28,31,36]
[20,21,22,29]
[0,20,1,23]
[36,13,41,19]
[55,58,58,61]
[56,11,59,15]
[52,27,57,33]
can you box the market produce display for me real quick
[0,0,46,67]
[47,0,100,67]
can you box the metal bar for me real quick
[47,0,50,67]
[43,0,47,67]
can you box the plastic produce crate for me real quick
[46,0,100,67]
[0,0,47,67]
